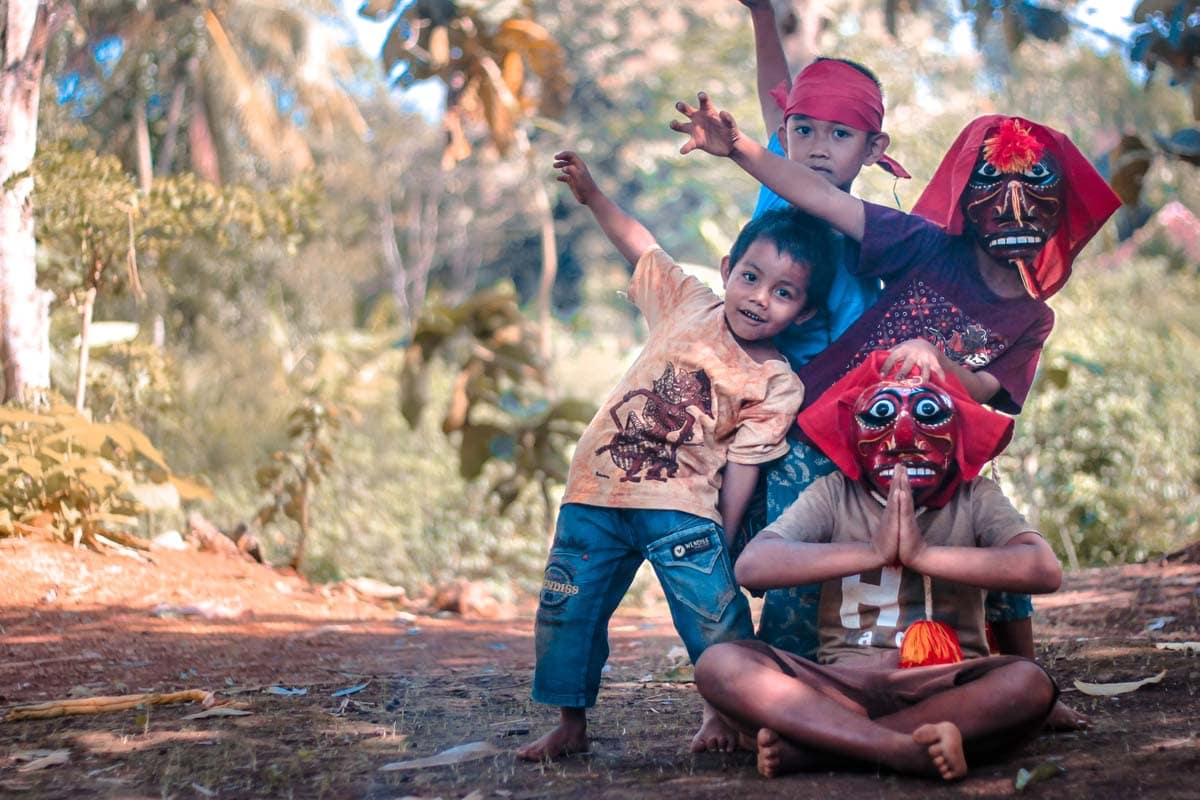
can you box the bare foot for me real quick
[756,727,816,778]
[690,701,738,752]
[912,722,966,781]
[516,717,588,762]
[1045,699,1090,731]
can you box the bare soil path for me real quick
[1,537,1197,799]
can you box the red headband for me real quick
[770,60,911,179]
[911,115,1121,299]
[797,352,1014,508]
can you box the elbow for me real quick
[734,556,766,591]
[1033,557,1063,594]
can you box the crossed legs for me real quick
[694,642,1055,780]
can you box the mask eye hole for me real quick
[912,394,952,425]
[1023,160,1056,185]
[858,397,898,427]
[970,162,1001,184]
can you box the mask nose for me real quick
[998,180,1031,224]
[890,412,918,450]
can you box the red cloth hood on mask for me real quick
[797,352,1014,508]
[769,60,911,179]
[910,114,1121,299]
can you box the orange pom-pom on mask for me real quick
[982,118,1046,174]
[899,574,964,668]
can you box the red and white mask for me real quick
[851,377,961,504]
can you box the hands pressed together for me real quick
[871,465,929,569]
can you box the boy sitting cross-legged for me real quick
[694,352,1062,780]
[516,151,837,761]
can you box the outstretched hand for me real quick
[554,150,601,206]
[670,92,742,158]
[882,338,946,384]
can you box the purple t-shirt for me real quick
[795,202,1054,414]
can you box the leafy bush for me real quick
[999,255,1200,566]
[0,403,208,547]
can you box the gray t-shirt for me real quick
[761,472,1035,664]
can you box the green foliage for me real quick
[31,140,318,302]
[401,285,595,513]
[999,255,1200,566]
[0,403,209,547]
[253,398,342,571]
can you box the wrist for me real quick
[727,133,750,163]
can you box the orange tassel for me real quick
[900,620,964,667]
[899,574,964,668]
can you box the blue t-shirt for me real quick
[752,133,881,371]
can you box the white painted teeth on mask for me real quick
[995,235,1042,245]
[880,467,935,478]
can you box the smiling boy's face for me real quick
[781,114,889,191]
[720,238,813,344]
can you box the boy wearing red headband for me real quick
[740,0,909,369]
[694,353,1062,780]
[672,93,1119,728]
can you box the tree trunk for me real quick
[783,0,824,69]
[289,475,311,573]
[74,286,97,412]
[516,130,557,362]
[0,0,52,403]
[156,70,190,176]
[133,97,153,193]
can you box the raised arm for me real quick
[670,93,867,241]
[740,1,790,136]
[555,150,656,265]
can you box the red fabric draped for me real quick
[797,352,1014,508]
[911,115,1121,299]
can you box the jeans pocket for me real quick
[647,521,735,623]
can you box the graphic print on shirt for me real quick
[838,566,906,649]
[843,279,1009,378]
[595,362,713,483]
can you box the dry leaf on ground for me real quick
[1074,670,1167,696]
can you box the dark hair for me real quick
[728,208,837,315]
[814,56,882,90]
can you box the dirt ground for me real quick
[1,537,1198,799]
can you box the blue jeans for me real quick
[532,504,753,708]
[756,439,1033,660]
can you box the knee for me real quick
[694,643,743,695]
[1009,659,1056,712]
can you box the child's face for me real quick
[780,115,889,191]
[719,238,814,344]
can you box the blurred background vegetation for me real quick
[1,0,1197,599]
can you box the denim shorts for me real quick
[757,438,1033,660]
[531,503,754,708]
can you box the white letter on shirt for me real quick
[839,566,902,629]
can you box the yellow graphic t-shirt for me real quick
[562,246,804,526]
